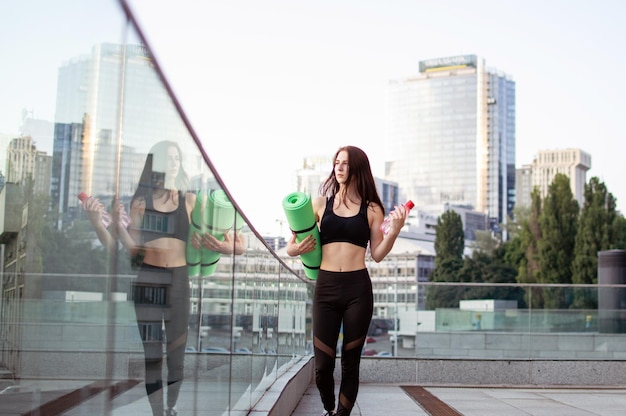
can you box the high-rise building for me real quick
[6,136,51,197]
[516,148,591,208]
[51,43,188,222]
[385,55,516,226]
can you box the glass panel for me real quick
[1,1,311,415]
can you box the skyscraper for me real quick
[51,43,188,222]
[516,148,591,208]
[385,55,516,226]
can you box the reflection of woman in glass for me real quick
[286,146,407,416]
[85,140,244,416]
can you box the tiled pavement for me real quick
[291,383,626,416]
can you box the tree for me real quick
[571,177,621,308]
[427,209,465,309]
[537,173,579,309]
[517,187,543,308]
[472,230,498,256]
[433,209,465,268]
[457,249,526,308]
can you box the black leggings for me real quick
[313,269,373,416]
[133,264,190,415]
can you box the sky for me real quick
[2,0,625,237]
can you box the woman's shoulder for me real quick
[131,195,146,209]
[367,201,383,215]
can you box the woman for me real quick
[286,145,407,416]
[85,140,244,416]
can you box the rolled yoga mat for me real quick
[201,189,236,277]
[282,192,321,280]
[186,190,204,277]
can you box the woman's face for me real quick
[334,150,349,184]
[152,145,181,186]
[165,145,181,181]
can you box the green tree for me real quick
[497,206,527,287]
[433,209,465,268]
[458,250,526,308]
[537,173,579,309]
[427,209,465,309]
[472,230,498,256]
[617,216,626,249]
[571,177,621,308]
[517,188,543,308]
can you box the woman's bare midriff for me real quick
[320,242,367,272]
[142,238,187,268]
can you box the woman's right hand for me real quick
[286,233,316,257]
[83,196,105,227]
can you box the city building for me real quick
[51,43,188,224]
[385,54,516,228]
[516,148,591,208]
[6,136,52,197]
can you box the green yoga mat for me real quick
[186,190,204,277]
[201,189,236,277]
[282,192,321,280]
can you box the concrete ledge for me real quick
[357,358,626,386]
[248,356,314,416]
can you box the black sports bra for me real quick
[320,196,370,248]
[139,191,189,244]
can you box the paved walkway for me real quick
[4,379,626,415]
[291,383,626,416]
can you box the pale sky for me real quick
[2,0,625,237]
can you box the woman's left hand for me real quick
[385,204,409,235]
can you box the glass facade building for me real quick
[385,55,516,225]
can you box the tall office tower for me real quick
[385,55,516,226]
[52,43,187,221]
[516,148,591,208]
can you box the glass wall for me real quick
[365,254,626,360]
[0,1,311,414]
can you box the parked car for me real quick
[375,351,392,357]
[233,348,252,354]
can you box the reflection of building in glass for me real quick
[516,148,591,208]
[51,43,187,225]
[6,136,51,197]
[385,54,516,227]
[187,248,310,353]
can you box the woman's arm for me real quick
[83,196,117,252]
[199,230,246,255]
[285,196,324,257]
[115,198,144,256]
[368,203,408,262]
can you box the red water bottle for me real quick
[380,200,414,235]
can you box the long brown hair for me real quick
[319,145,385,215]
[132,140,190,204]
